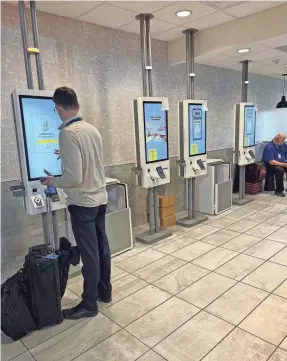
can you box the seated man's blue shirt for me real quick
[262,141,287,163]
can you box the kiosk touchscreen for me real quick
[178,100,208,178]
[133,97,170,188]
[12,89,67,215]
[234,103,256,166]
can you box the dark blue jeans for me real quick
[68,204,111,311]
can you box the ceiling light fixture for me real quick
[237,48,250,54]
[276,74,287,109]
[176,10,191,18]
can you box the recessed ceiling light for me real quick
[285,64,287,67]
[176,10,191,18]
[237,48,250,54]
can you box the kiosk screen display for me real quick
[19,95,62,181]
[189,103,206,156]
[143,102,168,164]
[244,105,256,148]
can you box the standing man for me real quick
[42,87,112,320]
[262,132,287,197]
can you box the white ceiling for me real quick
[31,1,287,78]
[194,35,287,78]
[35,1,284,40]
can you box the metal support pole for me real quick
[183,29,197,220]
[153,187,159,233]
[138,14,147,97]
[52,211,59,250]
[18,1,34,89]
[145,15,153,97]
[137,13,158,235]
[241,60,249,103]
[238,60,249,201]
[30,1,45,90]
[29,0,51,242]
[148,188,155,234]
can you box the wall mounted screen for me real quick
[143,102,168,164]
[243,105,256,148]
[19,95,62,181]
[189,103,206,156]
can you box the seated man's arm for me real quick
[269,159,287,167]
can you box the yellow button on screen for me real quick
[36,139,58,144]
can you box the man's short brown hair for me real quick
[53,87,78,110]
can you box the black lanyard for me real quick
[63,117,83,128]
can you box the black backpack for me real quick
[1,270,36,341]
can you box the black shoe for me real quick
[62,304,98,320]
[275,192,286,198]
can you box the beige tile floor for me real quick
[2,192,287,361]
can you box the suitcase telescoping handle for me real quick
[45,188,56,252]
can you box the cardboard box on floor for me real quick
[160,214,176,228]
[158,194,175,208]
[158,194,176,228]
[159,205,175,218]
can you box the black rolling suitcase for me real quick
[24,190,63,328]
[1,270,36,341]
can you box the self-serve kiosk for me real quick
[234,102,257,166]
[133,97,171,188]
[178,100,207,178]
[11,88,133,256]
[11,89,67,214]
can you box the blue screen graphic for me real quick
[244,105,256,148]
[189,104,206,156]
[20,96,62,180]
[144,102,168,163]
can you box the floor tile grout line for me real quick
[101,286,174,328]
[24,317,88,353]
[266,347,281,361]
[279,334,287,348]
[136,348,169,361]
[194,277,282,361]
[67,327,125,361]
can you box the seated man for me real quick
[262,133,287,197]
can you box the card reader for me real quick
[197,159,206,170]
[156,166,166,179]
[44,185,60,202]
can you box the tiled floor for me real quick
[2,192,287,361]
